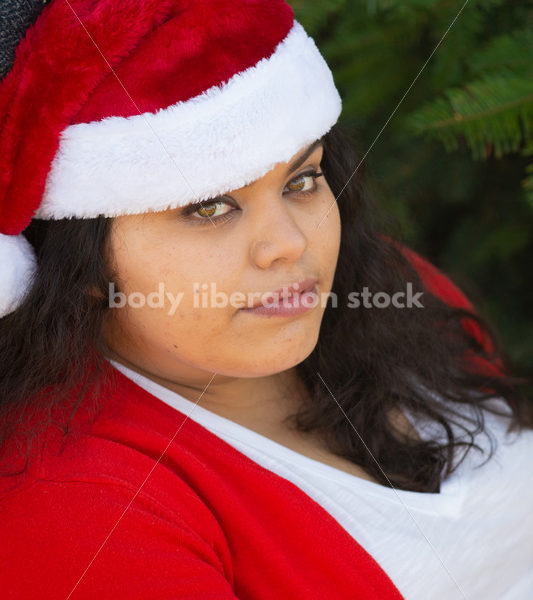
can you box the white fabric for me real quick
[111,360,533,600]
[35,21,342,219]
[0,232,37,318]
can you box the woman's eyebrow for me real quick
[285,139,324,177]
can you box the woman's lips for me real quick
[246,277,318,308]
[270,277,318,303]
[241,283,319,317]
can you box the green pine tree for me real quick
[292,0,533,388]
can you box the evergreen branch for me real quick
[404,74,533,158]
[468,29,533,73]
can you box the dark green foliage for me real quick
[292,0,533,390]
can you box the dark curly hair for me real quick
[0,123,531,492]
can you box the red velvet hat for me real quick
[0,0,342,317]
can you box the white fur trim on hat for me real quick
[34,20,342,219]
[0,233,37,318]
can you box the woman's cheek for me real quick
[313,196,341,265]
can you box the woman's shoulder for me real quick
[407,387,533,475]
[0,372,224,535]
[0,475,237,598]
[0,377,237,598]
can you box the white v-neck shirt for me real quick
[111,361,533,600]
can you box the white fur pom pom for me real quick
[0,233,37,318]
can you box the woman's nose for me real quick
[248,197,308,269]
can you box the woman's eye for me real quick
[285,169,324,195]
[179,197,237,225]
[194,200,232,220]
[180,169,324,225]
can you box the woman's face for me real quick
[104,139,341,389]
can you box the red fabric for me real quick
[0,0,293,234]
[72,1,293,124]
[0,364,406,599]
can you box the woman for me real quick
[0,1,531,598]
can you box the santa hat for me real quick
[0,0,342,318]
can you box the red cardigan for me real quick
[0,248,498,599]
